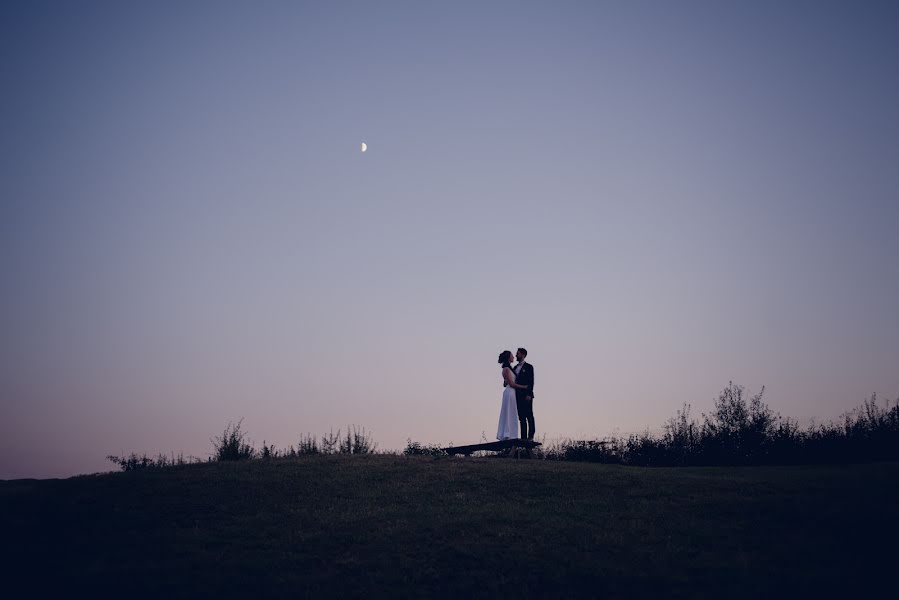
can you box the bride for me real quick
[496,350,528,440]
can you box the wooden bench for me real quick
[443,439,542,456]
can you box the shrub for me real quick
[321,429,340,454]
[699,382,775,465]
[107,452,199,472]
[260,441,275,460]
[662,403,699,465]
[403,439,447,456]
[339,425,377,454]
[297,433,320,455]
[212,420,255,461]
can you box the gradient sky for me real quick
[2,1,898,479]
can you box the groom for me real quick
[513,348,535,440]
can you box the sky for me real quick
[2,1,898,479]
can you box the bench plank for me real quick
[443,439,542,456]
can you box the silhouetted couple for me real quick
[496,348,535,441]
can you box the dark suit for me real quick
[514,362,535,440]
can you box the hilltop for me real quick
[3,456,897,598]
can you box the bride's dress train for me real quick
[496,383,519,440]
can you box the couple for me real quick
[496,348,535,441]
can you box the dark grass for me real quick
[3,456,897,598]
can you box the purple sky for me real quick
[2,1,898,479]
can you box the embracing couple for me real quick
[496,348,535,441]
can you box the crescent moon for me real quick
[360,142,367,153]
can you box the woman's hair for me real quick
[497,350,513,367]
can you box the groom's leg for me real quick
[523,398,535,440]
[516,396,528,439]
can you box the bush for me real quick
[107,452,200,472]
[698,382,775,465]
[540,439,617,463]
[339,425,377,454]
[260,441,276,460]
[212,420,255,461]
[403,440,447,456]
[297,433,320,455]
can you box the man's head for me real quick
[516,348,527,362]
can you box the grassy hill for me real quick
[3,456,897,598]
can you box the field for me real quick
[3,456,897,598]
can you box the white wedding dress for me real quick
[496,369,519,440]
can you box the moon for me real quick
[360,142,367,153]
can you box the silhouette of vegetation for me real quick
[403,439,447,456]
[260,441,276,460]
[341,425,378,454]
[107,383,899,471]
[109,423,380,471]
[106,452,202,471]
[297,433,320,455]
[279,428,377,456]
[537,383,899,466]
[212,419,255,461]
